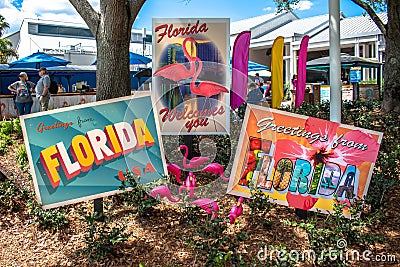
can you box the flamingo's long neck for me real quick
[190,59,203,94]
[182,38,197,76]
[182,38,193,60]
[182,145,189,168]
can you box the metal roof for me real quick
[252,14,329,44]
[310,13,387,43]
[230,12,290,35]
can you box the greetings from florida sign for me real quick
[227,105,383,216]
[21,93,166,209]
[152,18,230,134]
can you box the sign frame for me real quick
[21,92,167,209]
[227,104,383,216]
[152,17,231,135]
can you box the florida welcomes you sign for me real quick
[227,105,383,216]
[152,18,230,134]
[21,93,166,209]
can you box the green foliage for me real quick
[12,118,22,137]
[258,243,299,267]
[0,15,17,63]
[180,205,201,225]
[185,218,248,267]
[16,145,28,169]
[286,197,382,266]
[27,200,69,231]
[0,118,22,150]
[274,0,300,13]
[359,78,377,84]
[0,140,7,155]
[0,178,21,214]
[118,172,160,215]
[78,212,131,262]
[249,183,275,227]
[0,119,14,135]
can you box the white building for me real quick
[6,18,152,65]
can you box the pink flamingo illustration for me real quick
[228,197,244,224]
[191,198,219,220]
[178,172,197,198]
[153,37,198,82]
[189,57,229,97]
[179,144,210,169]
[167,163,183,183]
[201,163,230,181]
[150,186,180,203]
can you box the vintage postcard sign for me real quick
[152,18,230,135]
[21,93,166,209]
[227,105,383,216]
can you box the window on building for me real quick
[31,23,95,39]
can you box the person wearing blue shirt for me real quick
[36,67,51,111]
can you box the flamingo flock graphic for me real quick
[148,38,243,222]
[154,37,229,98]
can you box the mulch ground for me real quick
[0,140,399,267]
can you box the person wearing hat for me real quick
[8,72,36,116]
[36,67,51,111]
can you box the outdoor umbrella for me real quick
[92,52,152,65]
[306,54,381,70]
[229,58,270,73]
[8,52,71,69]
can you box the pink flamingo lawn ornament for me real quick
[189,57,229,97]
[167,163,183,183]
[150,186,180,203]
[191,198,219,220]
[201,163,230,181]
[153,37,197,82]
[228,197,244,224]
[178,172,197,198]
[179,144,210,169]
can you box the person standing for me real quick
[291,74,298,107]
[8,72,35,116]
[36,67,51,111]
[254,73,264,94]
[57,82,65,93]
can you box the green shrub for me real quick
[0,140,7,155]
[185,217,248,267]
[0,179,20,214]
[27,200,69,231]
[249,183,275,227]
[16,145,28,168]
[78,212,131,262]
[118,172,160,215]
[0,132,13,145]
[285,197,381,266]
[12,118,23,137]
[0,119,14,135]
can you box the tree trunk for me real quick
[382,0,400,113]
[96,1,132,101]
[68,0,146,101]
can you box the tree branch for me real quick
[128,0,147,26]
[68,0,100,36]
[351,0,387,37]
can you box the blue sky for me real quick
[1,0,366,34]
